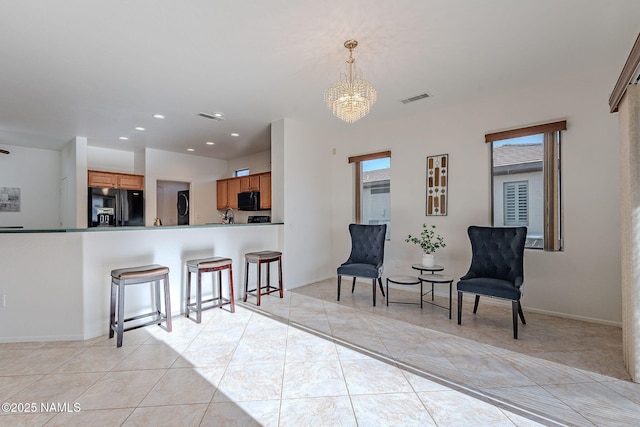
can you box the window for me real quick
[348,151,391,239]
[487,120,565,250]
[234,168,250,177]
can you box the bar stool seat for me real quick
[243,250,283,306]
[109,264,172,347]
[186,256,235,323]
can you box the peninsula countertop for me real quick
[0,222,283,233]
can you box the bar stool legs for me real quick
[109,264,172,348]
[243,251,283,306]
[185,257,235,324]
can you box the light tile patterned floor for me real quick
[1,278,639,426]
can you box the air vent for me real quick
[197,112,225,121]
[400,93,431,104]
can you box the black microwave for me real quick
[238,191,260,211]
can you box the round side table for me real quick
[386,275,422,307]
[412,264,444,301]
[418,273,454,319]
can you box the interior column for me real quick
[619,84,640,382]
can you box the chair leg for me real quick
[512,300,519,339]
[457,291,463,325]
[473,295,480,313]
[109,280,116,339]
[386,279,389,306]
[372,279,376,307]
[337,275,341,301]
[243,262,249,302]
[164,273,172,332]
[351,277,356,293]
[377,277,385,297]
[518,301,526,324]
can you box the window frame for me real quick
[348,151,391,239]
[234,168,250,177]
[487,120,565,251]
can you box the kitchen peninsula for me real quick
[0,222,283,343]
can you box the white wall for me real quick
[0,233,84,340]
[144,149,227,225]
[0,144,61,229]
[63,137,88,228]
[276,119,334,288]
[322,66,621,325]
[87,146,136,173]
[225,149,271,178]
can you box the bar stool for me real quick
[185,256,235,323]
[243,250,283,306]
[109,264,172,348]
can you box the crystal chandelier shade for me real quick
[324,40,377,123]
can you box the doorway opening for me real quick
[156,180,190,226]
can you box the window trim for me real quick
[349,151,391,223]
[487,121,565,251]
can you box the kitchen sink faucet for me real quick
[222,208,235,224]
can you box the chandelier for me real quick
[324,40,377,123]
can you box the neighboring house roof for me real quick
[362,168,390,184]
[493,143,543,167]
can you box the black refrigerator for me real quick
[88,187,145,227]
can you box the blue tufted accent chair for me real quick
[457,226,527,339]
[337,224,387,306]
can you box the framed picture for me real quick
[426,154,448,216]
[0,187,21,212]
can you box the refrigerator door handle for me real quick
[117,190,122,226]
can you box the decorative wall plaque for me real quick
[426,154,448,216]
[0,187,20,212]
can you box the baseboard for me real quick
[460,295,622,327]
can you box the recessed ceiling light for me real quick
[230,133,239,137]
[206,141,215,145]
[152,114,165,119]
[213,113,223,118]
[135,127,145,131]
[118,136,129,140]
[187,148,195,152]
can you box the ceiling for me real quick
[1,1,639,160]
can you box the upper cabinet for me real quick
[216,180,228,210]
[88,170,144,190]
[258,172,271,209]
[240,175,260,192]
[216,172,271,210]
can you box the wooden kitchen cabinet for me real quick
[88,170,144,190]
[259,173,271,209]
[216,171,271,210]
[117,174,144,190]
[216,180,229,210]
[227,178,241,209]
[88,171,117,188]
[240,175,260,192]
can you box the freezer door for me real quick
[88,187,117,227]
[119,189,144,226]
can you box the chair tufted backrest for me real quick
[466,226,526,284]
[346,224,387,266]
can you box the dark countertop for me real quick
[0,222,283,234]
